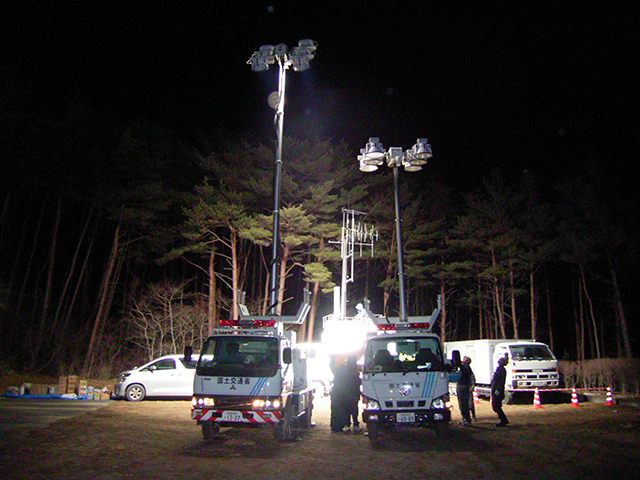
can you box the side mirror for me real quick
[184,346,193,363]
[283,347,292,365]
[452,350,461,369]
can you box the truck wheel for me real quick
[366,423,380,443]
[124,384,146,402]
[202,422,220,440]
[435,421,450,439]
[273,405,294,441]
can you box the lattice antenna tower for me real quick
[331,208,378,318]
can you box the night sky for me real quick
[1,2,636,191]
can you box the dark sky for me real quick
[2,2,636,191]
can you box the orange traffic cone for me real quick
[473,387,480,404]
[606,387,614,406]
[570,387,580,407]
[532,387,543,409]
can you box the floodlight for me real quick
[403,162,423,172]
[290,55,311,72]
[363,137,385,164]
[412,138,433,160]
[359,155,378,172]
[298,39,318,51]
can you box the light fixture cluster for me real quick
[247,39,318,72]
[358,137,433,172]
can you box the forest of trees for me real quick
[1,67,638,377]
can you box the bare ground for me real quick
[1,393,639,480]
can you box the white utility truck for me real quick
[444,339,559,401]
[361,297,459,443]
[187,290,314,441]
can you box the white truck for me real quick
[360,298,459,443]
[187,290,314,441]
[444,339,559,401]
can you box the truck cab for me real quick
[361,323,455,442]
[190,319,313,441]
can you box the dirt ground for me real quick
[1,392,639,480]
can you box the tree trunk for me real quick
[580,265,601,359]
[230,229,239,321]
[608,253,632,358]
[208,248,217,332]
[51,207,93,336]
[31,196,62,369]
[276,243,290,315]
[509,260,518,339]
[307,280,321,343]
[490,246,506,339]
[477,276,484,339]
[576,277,585,361]
[529,268,536,340]
[83,218,123,375]
[439,282,447,342]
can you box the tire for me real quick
[435,421,450,439]
[125,384,146,402]
[202,422,220,440]
[273,405,294,441]
[366,422,380,443]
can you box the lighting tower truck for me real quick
[360,297,460,443]
[187,290,313,441]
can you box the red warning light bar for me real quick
[220,319,277,328]
[376,322,431,331]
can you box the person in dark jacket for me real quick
[469,364,477,421]
[491,356,510,426]
[329,356,349,432]
[457,356,474,425]
[343,355,361,432]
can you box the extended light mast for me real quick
[247,40,317,315]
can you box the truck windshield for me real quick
[509,344,556,361]
[364,336,444,374]
[196,337,279,377]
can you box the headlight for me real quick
[192,397,215,408]
[431,393,450,409]
[363,397,380,410]
[252,398,282,410]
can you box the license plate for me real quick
[222,411,243,422]
[396,412,415,423]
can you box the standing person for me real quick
[344,355,361,432]
[456,356,473,426]
[468,361,477,421]
[329,356,349,432]
[491,356,510,426]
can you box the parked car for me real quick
[113,354,198,401]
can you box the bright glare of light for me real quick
[321,314,377,355]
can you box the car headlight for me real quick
[192,396,215,408]
[363,396,380,410]
[431,393,450,409]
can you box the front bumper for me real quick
[192,408,282,425]
[362,408,451,427]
